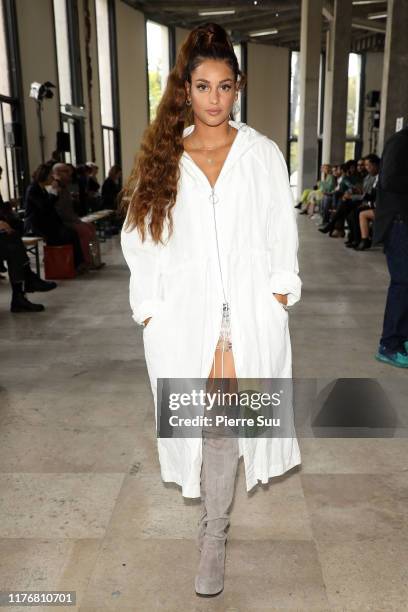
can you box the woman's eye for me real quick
[197,84,207,91]
[221,85,232,91]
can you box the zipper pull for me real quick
[209,187,218,206]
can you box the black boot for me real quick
[10,282,45,312]
[355,238,372,251]
[318,223,333,234]
[23,265,57,292]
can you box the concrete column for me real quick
[378,0,408,152]
[298,0,323,198]
[322,0,352,165]
[115,1,148,180]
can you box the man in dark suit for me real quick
[373,127,408,367]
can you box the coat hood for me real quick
[180,119,268,188]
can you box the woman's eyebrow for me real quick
[195,78,233,83]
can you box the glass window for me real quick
[146,20,169,122]
[0,0,11,97]
[95,0,117,175]
[345,141,355,161]
[0,2,22,202]
[290,51,300,141]
[346,53,361,138]
[95,0,113,127]
[289,51,300,187]
[53,0,72,106]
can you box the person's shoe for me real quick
[355,238,372,250]
[195,536,226,597]
[10,293,45,312]
[330,229,345,238]
[294,202,302,209]
[25,276,57,292]
[345,240,359,248]
[299,210,308,215]
[318,223,332,234]
[375,345,408,368]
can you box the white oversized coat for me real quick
[121,119,302,498]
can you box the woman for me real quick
[120,23,302,597]
[24,163,86,272]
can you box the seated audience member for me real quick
[318,158,372,237]
[0,214,57,313]
[52,163,97,267]
[319,164,342,224]
[345,154,380,249]
[86,162,101,211]
[24,163,86,272]
[102,165,122,210]
[102,165,123,232]
[76,165,89,216]
[356,158,368,182]
[299,164,336,217]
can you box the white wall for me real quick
[362,52,383,156]
[247,42,290,154]
[115,1,147,181]
[15,0,60,174]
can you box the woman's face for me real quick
[185,59,238,126]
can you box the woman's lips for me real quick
[207,109,222,115]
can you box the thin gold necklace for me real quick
[188,127,234,164]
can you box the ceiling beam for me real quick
[352,17,386,33]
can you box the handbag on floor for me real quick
[88,238,104,269]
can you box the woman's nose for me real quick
[209,89,220,104]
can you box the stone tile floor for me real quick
[0,216,407,611]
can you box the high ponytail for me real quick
[119,22,246,244]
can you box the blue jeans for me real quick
[379,217,408,352]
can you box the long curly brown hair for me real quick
[119,22,247,244]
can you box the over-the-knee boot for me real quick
[195,434,239,597]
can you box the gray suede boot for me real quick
[195,433,239,597]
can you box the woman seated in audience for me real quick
[299,164,336,217]
[343,154,380,248]
[85,162,101,212]
[318,160,365,237]
[24,163,86,273]
[52,163,98,267]
[319,164,342,224]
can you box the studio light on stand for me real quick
[29,81,56,163]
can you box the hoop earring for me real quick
[186,98,192,106]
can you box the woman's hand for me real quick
[273,293,288,306]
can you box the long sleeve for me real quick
[120,214,165,326]
[266,141,302,307]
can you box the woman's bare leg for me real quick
[359,209,375,239]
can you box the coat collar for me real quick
[180,119,266,190]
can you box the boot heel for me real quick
[195,537,226,597]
